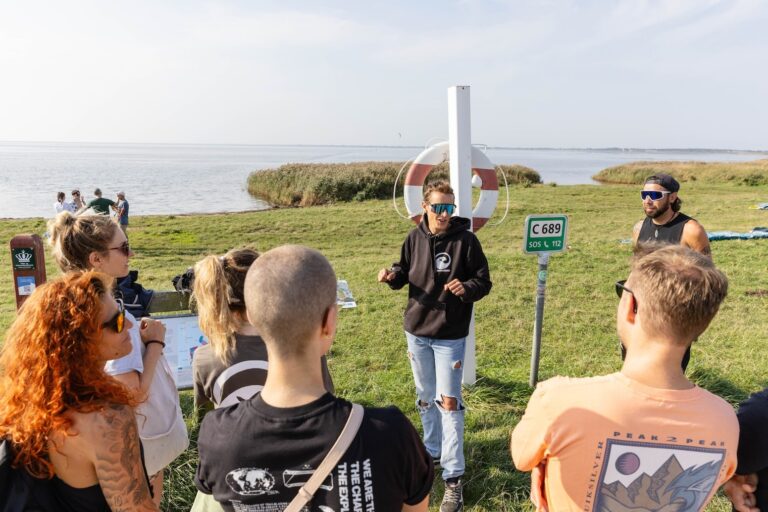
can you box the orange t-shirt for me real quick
[511,372,738,512]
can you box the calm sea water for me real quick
[0,142,765,219]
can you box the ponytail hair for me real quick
[48,212,118,272]
[193,248,259,363]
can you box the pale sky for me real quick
[1,0,766,149]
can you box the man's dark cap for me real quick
[644,173,680,193]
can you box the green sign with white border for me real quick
[523,214,568,254]
[12,247,36,270]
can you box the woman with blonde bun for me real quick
[192,248,268,415]
[48,212,188,506]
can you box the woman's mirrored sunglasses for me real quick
[103,299,126,334]
[429,203,456,215]
[640,190,671,201]
[108,241,131,256]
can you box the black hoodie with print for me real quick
[387,214,492,339]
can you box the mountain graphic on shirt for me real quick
[594,440,724,512]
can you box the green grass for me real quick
[2,182,768,511]
[593,159,768,186]
[247,161,541,206]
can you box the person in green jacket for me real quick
[81,187,116,215]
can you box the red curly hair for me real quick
[0,271,137,478]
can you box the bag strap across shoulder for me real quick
[284,403,364,512]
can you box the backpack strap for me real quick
[284,403,364,512]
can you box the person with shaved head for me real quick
[195,245,434,512]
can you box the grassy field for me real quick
[1,181,768,510]
[593,159,768,186]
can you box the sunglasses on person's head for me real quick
[429,203,456,216]
[103,299,126,333]
[641,190,671,201]
[108,241,131,256]
[615,280,638,313]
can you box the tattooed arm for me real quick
[91,404,158,512]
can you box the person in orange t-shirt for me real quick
[511,245,738,512]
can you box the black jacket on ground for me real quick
[388,215,492,339]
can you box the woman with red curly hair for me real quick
[0,272,158,511]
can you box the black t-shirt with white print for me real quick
[195,393,434,512]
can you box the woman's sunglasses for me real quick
[108,241,131,256]
[429,203,456,216]
[102,299,126,334]
[640,190,671,201]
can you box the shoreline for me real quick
[1,183,613,222]
[0,206,278,223]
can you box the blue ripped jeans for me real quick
[405,332,465,481]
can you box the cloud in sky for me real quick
[0,0,765,148]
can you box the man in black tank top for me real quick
[626,174,710,371]
[632,173,711,256]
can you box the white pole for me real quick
[447,85,476,385]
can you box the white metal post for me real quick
[448,86,473,222]
[448,85,476,385]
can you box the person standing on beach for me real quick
[81,187,116,215]
[116,190,130,234]
[71,189,86,210]
[511,245,737,512]
[632,173,710,256]
[53,191,75,214]
[377,180,492,512]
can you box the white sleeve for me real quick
[104,310,144,376]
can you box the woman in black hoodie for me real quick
[377,180,492,512]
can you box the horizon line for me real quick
[1,140,767,153]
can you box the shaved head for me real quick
[244,245,337,357]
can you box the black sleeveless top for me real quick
[638,213,692,244]
[25,443,152,512]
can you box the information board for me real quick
[155,314,207,390]
[523,214,569,254]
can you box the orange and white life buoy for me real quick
[403,141,498,232]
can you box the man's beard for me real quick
[646,202,670,219]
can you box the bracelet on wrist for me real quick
[144,340,166,349]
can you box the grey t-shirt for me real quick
[193,333,269,410]
[192,332,335,412]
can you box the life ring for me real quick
[403,141,498,232]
